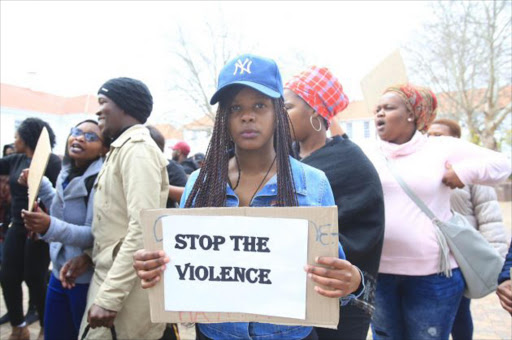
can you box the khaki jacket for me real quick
[80,125,168,339]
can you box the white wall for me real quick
[340,118,377,145]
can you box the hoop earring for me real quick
[310,116,322,132]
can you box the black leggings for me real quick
[0,224,50,327]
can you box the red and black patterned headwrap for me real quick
[384,84,438,133]
[285,66,349,126]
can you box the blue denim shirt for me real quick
[179,156,342,340]
[498,240,512,284]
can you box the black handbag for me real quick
[80,324,117,340]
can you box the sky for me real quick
[0,1,433,126]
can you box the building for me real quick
[152,123,184,159]
[334,86,512,152]
[0,83,183,159]
[3,82,508,158]
[172,88,511,156]
[0,83,99,155]
[180,115,214,156]
[332,100,376,144]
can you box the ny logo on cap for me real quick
[233,58,252,75]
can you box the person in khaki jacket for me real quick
[62,77,168,339]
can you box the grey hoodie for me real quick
[38,157,103,283]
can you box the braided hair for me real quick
[185,85,298,208]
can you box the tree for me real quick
[406,0,511,150]
[165,6,248,125]
[164,6,313,127]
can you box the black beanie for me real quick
[97,77,153,124]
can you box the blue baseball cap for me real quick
[210,54,284,105]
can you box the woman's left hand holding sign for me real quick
[304,257,361,298]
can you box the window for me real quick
[363,121,370,138]
[345,122,353,139]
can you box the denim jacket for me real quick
[179,156,340,340]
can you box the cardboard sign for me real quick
[27,127,51,211]
[360,49,408,115]
[141,206,339,329]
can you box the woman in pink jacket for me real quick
[365,84,511,340]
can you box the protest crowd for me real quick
[0,53,511,340]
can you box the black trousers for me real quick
[0,223,49,327]
[315,304,371,340]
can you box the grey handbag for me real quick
[385,157,504,299]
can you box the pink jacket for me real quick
[364,131,511,275]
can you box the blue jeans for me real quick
[196,324,317,340]
[44,273,89,340]
[371,269,464,340]
[451,296,472,340]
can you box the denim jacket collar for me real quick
[225,156,307,205]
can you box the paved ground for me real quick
[1,203,511,340]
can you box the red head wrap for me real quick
[384,84,438,133]
[285,66,349,125]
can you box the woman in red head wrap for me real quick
[367,84,510,340]
[285,66,385,340]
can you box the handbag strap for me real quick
[384,156,452,277]
[81,324,117,340]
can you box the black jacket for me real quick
[180,157,198,175]
[0,153,61,225]
[166,160,188,208]
[300,136,385,311]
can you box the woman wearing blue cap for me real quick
[133,54,361,340]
